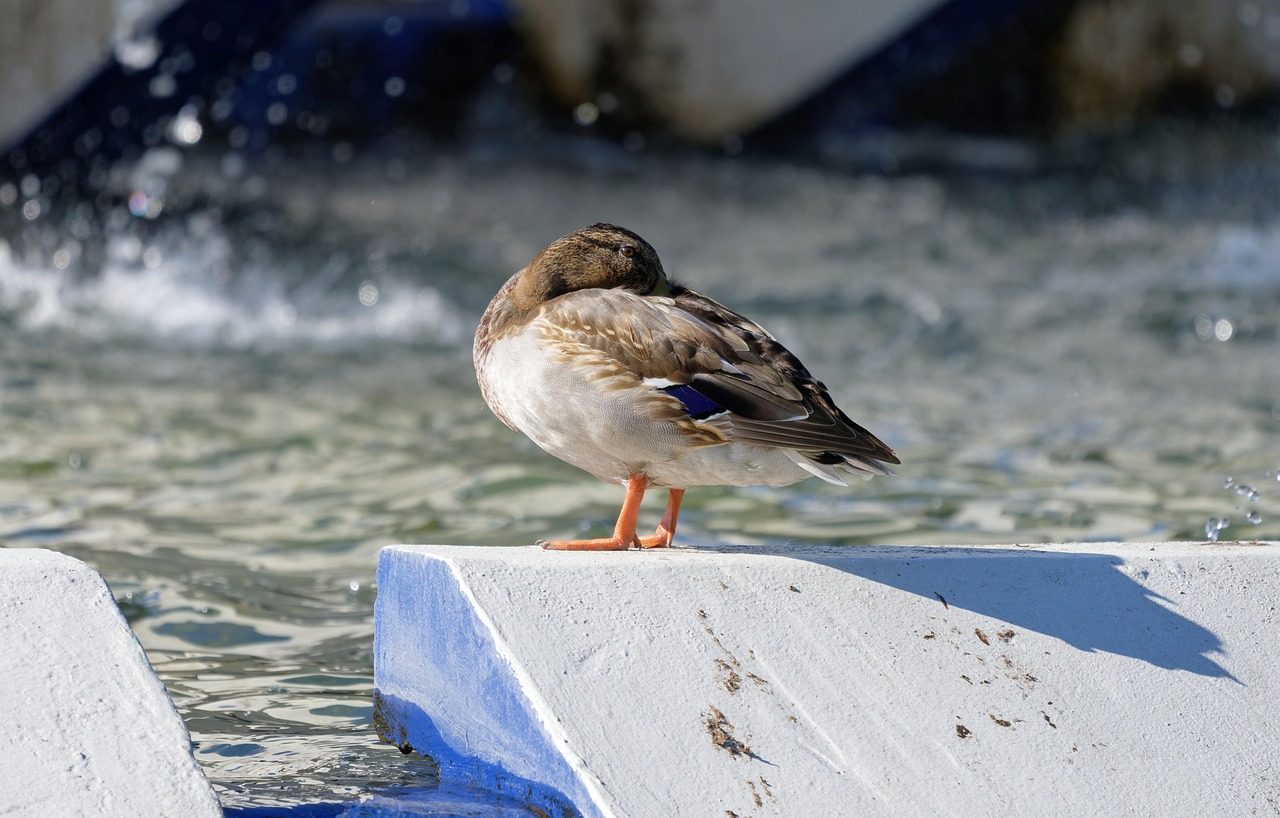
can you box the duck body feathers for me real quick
[474,259,898,490]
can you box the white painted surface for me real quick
[375,541,1280,818]
[0,548,221,818]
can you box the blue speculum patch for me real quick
[663,384,723,420]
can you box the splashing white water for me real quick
[0,234,465,348]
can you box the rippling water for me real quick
[2,127,1278,810]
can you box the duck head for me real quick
[512,223,673,310]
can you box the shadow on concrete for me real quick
[714,544,1234,680]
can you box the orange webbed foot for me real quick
[541,474,649,552]
[539,536,639,551]
[638,488,684,549]
[637,527,674,549]
[539,479,685,552]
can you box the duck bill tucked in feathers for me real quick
[473,223,898,550]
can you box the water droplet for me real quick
[211,98,233,122]
[1223,476,1235,489]
[383,76,405,98]
[266,102,289,126]
[1246,512,1262,525]
[168,109,203,145]
[115,235,142,262]
[275,303,297,328]
[1233,484,1259,501]
[67,453,83,469]
[1214,318,1234,341]
[127,191,164,219]
[574,102,599,126]
[149,73,177,98]
[220,152,246,179]
[115,35,161,70]
[0,183,16,205]
[358,281,379,306]
[1205,517,1229,542]
[348,580,360,593]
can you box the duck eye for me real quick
[619,244,636,258]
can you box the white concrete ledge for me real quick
[374,541,1280,818]
[0,548,221,818]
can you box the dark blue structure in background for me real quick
[5,0,1063,194]
[755,0,1068,147]
[8,0,324,184]
[223,0,512,146]
[4,0,516,188]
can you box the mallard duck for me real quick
[473,223,899,550]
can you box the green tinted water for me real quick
[2,134,1278,809]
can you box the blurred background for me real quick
[2,0,1279,813]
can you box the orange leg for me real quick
[541,474,649,551]
[638,489,684,549]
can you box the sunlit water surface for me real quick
[2,129,1279,810]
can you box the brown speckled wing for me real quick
[537,287,900,469]
[676,288,900,469]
